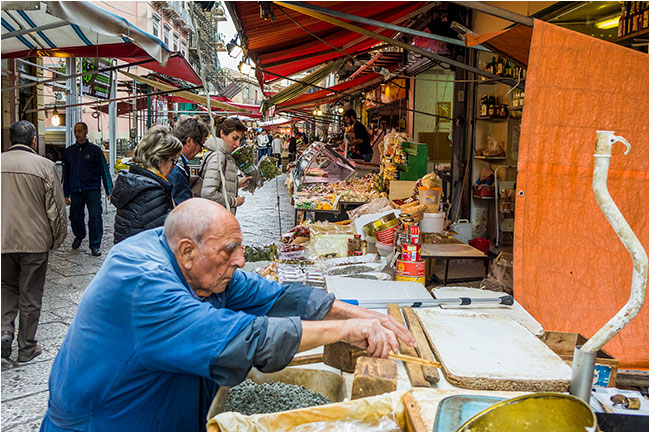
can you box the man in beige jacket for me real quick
[2,120,67,362]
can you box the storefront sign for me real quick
[81,58,112,100]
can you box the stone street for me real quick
[0,174,294,431]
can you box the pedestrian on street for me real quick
[1,120,67,362]
[63,122,113,256]
[288,134,297,162]
[41,198,415,432]
[256,129,269,161]
[200,116,250,215]
[271,133,282,160]
[169,115,209,204]
[110,126,182,244]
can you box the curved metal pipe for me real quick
[570,131,649,402]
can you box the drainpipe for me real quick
[570,131,649,402]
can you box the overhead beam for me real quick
[449,1,534,27]
[275,2,523,89]
[1,21,68,39]
[279,1,489,51]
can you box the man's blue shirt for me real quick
[41,228,291,431]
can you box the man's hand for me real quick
[341,318,400,358]
[235,196,245,207]
[65,197,71,206]
[323,300,416,348]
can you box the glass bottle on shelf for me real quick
[487,96,496,117]
[480,95,488,117]
[618,2,626,38]
[644,2,649,30]
[632,1,639,34]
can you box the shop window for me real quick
[152,14,161,38]
[254,89,258,102]
[245,87,250,99]
[163,24,171,47]
[173,32,179,52]
[181,40,187,57]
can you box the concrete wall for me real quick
[412,67,454,147]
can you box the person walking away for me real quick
[169,115,209,204]
[256,129,269,161]
[111,126,182,244]
[1,120,67,362]
[271,134,282,160]
[343,109,373,162]
[201,117,249,215]
[63,122,113,256]
[288,134,297,162]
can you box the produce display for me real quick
[378,131,410,191]
[293,174,384,211]
[223,379,330,416]
[243,244,277,262]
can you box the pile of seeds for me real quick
[224,379,331,415]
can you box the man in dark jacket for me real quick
[169,116,209,204]
[343,109,372,162]
[63,122,112,256]
[288,135,297,161]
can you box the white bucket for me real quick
[420,213,445,233]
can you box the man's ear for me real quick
[177,239,197,269]
[32,136,38,150]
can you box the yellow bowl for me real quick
[457,393,598,432]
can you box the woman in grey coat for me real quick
[200,117,248,214]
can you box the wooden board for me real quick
[351,356,397,400]
[389,180,417,201]
[402,306,440,384]
[386,304,430,388]
[417,309,572,392]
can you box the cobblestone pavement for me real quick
[1,174,294,431]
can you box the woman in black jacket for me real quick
[111,126,183,243]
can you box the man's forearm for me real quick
[298,320,348,352]
[323,299,373,320]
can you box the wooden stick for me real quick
[288,353,324,366]
[386,304,430,387]
[402,306,441,384]
[389,353,441,368]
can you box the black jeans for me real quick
[70,190,103,249]
[1,252,48,356]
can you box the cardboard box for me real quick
[540,331,618,387]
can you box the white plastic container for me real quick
[420,212,445,233]
[375,241,395,258]
[450,219,472,243]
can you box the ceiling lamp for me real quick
[595,15,620,29]
[238,60,252,75]
[317,110,323,116]
[337,107,344,114]
[51,107,61,127]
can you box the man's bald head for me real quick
[164,198,238,250]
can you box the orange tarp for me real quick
[513,20,648,369]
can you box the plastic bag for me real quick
[482,136,505,157]
[480,252,513,294]
[347,197,393,222]
[290,415,402,431]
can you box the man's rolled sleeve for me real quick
[266,283,335,320]
[209,316,301,384]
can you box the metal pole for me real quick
[279,1,490,51]
[449,1,534,27]
[65,58,77,148]
[108,61,117,176]
[1,21,69,39]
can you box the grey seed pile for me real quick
[224,379,331,415]
[328,265,375,276]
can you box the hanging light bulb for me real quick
[317,110,322,116]
[51,107,61,127]
[337,107,344,114]
[313,109,318,115]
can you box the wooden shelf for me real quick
[476,117,508,122]
[474,156,506,161]
[617,29,649,44]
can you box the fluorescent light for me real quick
[595,15,620,29]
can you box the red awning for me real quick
[277,72,384,111]
[5,43,202,85]
[229,1,427,85]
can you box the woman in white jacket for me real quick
[200,117,248,215]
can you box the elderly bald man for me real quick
[42,198,415,432]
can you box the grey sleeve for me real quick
[209,316,301,385]
[267,283,335,320]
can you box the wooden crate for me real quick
[539,331,618,387]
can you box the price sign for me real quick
[81,58,112,100]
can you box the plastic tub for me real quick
[469,238,490,255]
[376,241,394,258]
[420,213,445,233]
[418,187,442,213]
